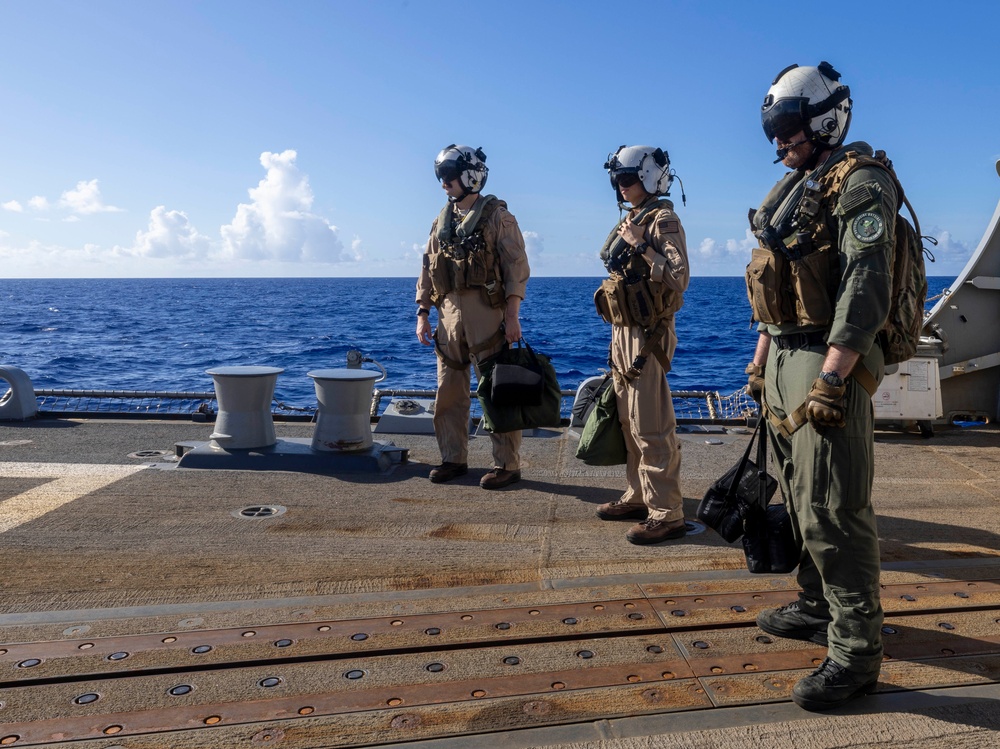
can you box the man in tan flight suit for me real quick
[593,145,690,544]
[416,144,530,489]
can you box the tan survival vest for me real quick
[748,150,928,436]
[746,150,896,331]
[593,200,684,380]
[425,195,506,310]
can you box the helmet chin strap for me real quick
[448,186,471,204]
[450,189,479,208]
[618,191,658,213]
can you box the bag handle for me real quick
[724,419,764,503]
[499,336,540,365]
[754,418,769,510]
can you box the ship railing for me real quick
[32,386,757,424]
[33,389,220,420]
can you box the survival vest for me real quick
[594,200,685,380]
[425,195,506,309]
[746,149,929,367]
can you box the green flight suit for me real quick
[753,141,897,678]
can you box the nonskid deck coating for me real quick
[1,418,999,747]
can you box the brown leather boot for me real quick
[480,467,521,490]
[428,462,468,484]
[626,518,687,545]
[596,499,648,521]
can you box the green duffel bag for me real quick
[477,341,562,433]
[575,375,628,466]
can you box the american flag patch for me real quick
[661,219,680,234]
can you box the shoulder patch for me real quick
[839,183,878,216]
[660,219,680,234]
[851,212,885,243]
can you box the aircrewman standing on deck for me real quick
[593,145,690,544]
[416,145,530,490]
[746,62,895,711]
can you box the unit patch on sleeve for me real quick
[851,212,885,243]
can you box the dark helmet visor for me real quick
[434,161,462,183]
[614,172,641,189]
[761,97,809,143]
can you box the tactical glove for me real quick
[805,377,847,430]
[745,362,765,404]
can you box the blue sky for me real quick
[1,0,998,279]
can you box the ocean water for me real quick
[0,276,955,410]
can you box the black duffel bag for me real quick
[696,420,777,543]
[742,500,800,574]
[477,339,562,433]
[491,339,544,407]
[696,417,799,574]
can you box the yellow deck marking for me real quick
[0,462,146,534]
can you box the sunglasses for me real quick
[615,173,641,189]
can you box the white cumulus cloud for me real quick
[921,226,973,265]
[220,150,351,263]
[697,229,757,260]
[28,196,50,211]
[59,179,122,215]
[3,200,23,212]
[402,240,425,265]
[522,230,544,260]
[130,206,211,258]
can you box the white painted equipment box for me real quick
[872,356,942,421]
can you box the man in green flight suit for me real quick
[744,62,896,711]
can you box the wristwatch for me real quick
[819,370,844,387]
[416,308,430,318]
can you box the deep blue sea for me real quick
[0,276,955,411]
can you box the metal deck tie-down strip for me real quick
[0,599,664,684]
[0,654,705,745]
[4,579,1000,685]
[4,616,1000,746]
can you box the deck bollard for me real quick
[308,369,381,452]
[0,365,38,421]
[205,366,284,449]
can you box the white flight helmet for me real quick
[434,144,488,200]
[761,61,852,149]
[604,145,673,201]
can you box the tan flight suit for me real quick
[416,196,530,469]
[609,201,690,523]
